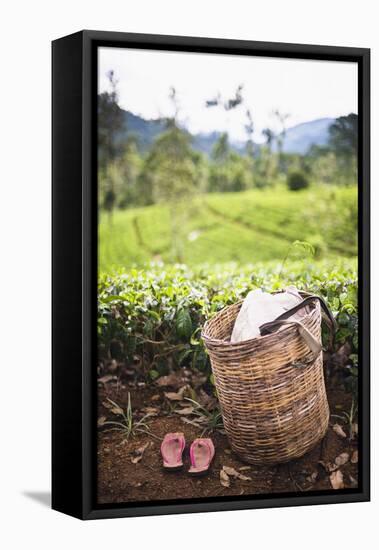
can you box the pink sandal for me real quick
[188,438,215,475]
[161,432,186,470]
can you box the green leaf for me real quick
[176,308,192,339]
[98,317,107,325]
[349,353,358,366]
[190,332,201,346]
[178,347,193,365]
[148,310,161,322]
[102,295,123,303]
[149,369,160,381]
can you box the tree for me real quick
[98,70,124,216]
[224,84,244,111]
[147,87,198,262]
[262,128,275,153]
[251,128,276,187]
[329,113,358,157]
[328,113,358,184]
[308,145,338,185]
[116,140,142,208]
[209,134,252,192]
[212,132,230,163]
[244,109,255,158]
[272,109,290,173]
[150,128,197,205]
[205,85,244,112]
[205,85,244,141]
[135,151,156,207]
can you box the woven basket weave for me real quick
[202,293,330,465]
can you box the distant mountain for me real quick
[118,109,336,156]
[121,110,166,150]
[275,118,335,155]
[121,111,233,155]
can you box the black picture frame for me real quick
[52,30,370,520]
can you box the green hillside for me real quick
[99,185,357,273]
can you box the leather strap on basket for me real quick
[259,293,337,356]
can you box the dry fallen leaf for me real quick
[139,442,150,452]
[223,466,239,477]
[164,392,183,401]
[220,469,230,488]
[239,466,251,472]
[319,460,337,473]
[223,466,252,481]
[237,473,252,481]
[98,374,115,384]
[97,416,107,427]
[141,407,159,416]
[306,471,318,483]
[131,442,150,464]
[110,406,124,416]
[156,373,182,388]
[175,406,194,415]
[329,470,344,490]
[164,386,186,401]
[335,452,349,467]
[351,422,358,438]
[198,389,217,411]
[333,423,347,438]
[351,450,358,464]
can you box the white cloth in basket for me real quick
[231,286,306,343]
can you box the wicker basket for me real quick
[202,292,334,465]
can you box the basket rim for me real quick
[201,291,320,349]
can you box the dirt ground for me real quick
[97,376,358,504]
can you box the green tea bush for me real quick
[98,260,358,384]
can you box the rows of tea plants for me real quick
[98,185,357,272]
[98,259,358,388]
[207,185,357,258]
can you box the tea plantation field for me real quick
[99,185,357,273]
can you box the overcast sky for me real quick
[99,47,358,142]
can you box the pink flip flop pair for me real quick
[161,432,215,475]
